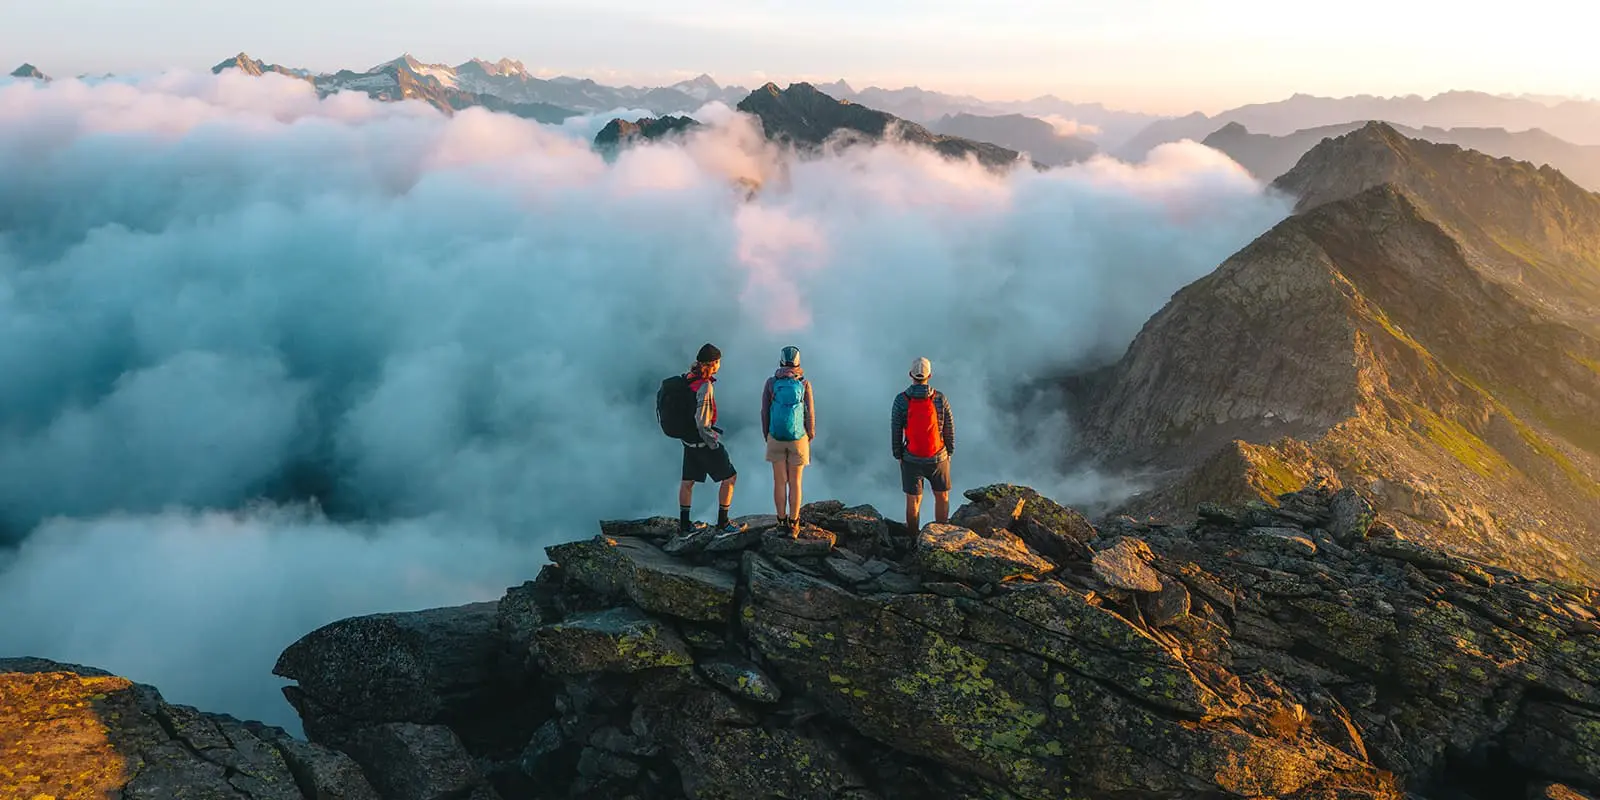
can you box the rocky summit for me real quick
[594,116,704,150]
[16,485,1596,798]
[735,83,1022,170]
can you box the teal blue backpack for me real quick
[769,377,806,441]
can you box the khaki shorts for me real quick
[764,435,811,467]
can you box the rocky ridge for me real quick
[1202,120,1600,191]
[1080,123,1600,583]
[735,83,1024,169]
[594,116,704,150]
[156,484,1600,799]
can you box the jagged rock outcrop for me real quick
[0,657,379,799]
[269,485,1600,800]
[212,52,311,82]
[735,83,1023,169]
[1079,122,1600,582]
[594,115,703,150]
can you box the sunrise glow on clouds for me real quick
[6,0,1596,113]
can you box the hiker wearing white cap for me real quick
[890,357,955,533]
[761,345,815,535]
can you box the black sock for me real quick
[717,505,730,527]
[680,505,692,529]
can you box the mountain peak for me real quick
[1270,121,1419,212]
[461,57,527,78]
[9,63,48,80]
[736,83,1020,169]
[212,52,256,73]
[372,53,428,74]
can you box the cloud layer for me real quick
[0,71,1288,731]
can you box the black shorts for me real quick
[900,458,951,496]
[683,443,737,483]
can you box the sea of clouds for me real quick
[0,69,1289,732]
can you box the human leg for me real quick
[786,463,804,523]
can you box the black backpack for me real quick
[656,375,699,440]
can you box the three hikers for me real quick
[891,357,955,533]
[660,346,955,538]
[761,346,815,534]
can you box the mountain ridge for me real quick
[735,82,1023,169]
[1204,120,1600,192]
[1079,122,1600,582]
[928,112,1098,166]
[1121,90,1600,157]
[13,484,1600,798]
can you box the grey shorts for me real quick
[900,458,950,496]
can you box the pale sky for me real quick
[4,0,1598,114]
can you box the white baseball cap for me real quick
[909,357,932,380]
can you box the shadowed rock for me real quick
[0,658,378,799]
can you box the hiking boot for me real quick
[707,520,749,548]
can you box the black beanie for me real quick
[696,343,721,363]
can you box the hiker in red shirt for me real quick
[890,357,955,533]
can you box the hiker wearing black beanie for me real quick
[675,343,741,535]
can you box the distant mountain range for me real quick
[927,113,1097,167]
[1203,121,1600,191]
[1076,122,1600,582]
[1120,91,1600,157]
[16,54,1600,164]
[209,53,672,123]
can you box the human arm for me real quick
[760,377,773,440]
[696,380,719,447]
[804,380,816,440]
[938,392,954,456]
[890,392,907,460]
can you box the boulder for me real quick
[697,658,782,704]
[760,523,836,558]
[1328,487,1376,543]
[915,523,1056,583]
[535,607,693,675]
[1241,526,1319,557]
[1090,537,1164,592]
[546,535,736,622]
[963,483,1098,563]
[340,722,495,800]
[273,602,506,728]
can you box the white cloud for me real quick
[0,70,1289,732]
[1040,114,1102,138]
